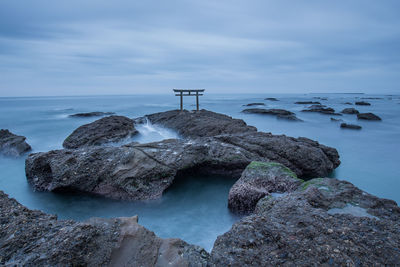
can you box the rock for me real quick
[357,113,382,121]
[0,129,31,156]
[330,118,343,122]
[313,97,328,100]
[295,101,321,105]
[243,103,265,106]
[361,97,383,100]
[242,108,302,121]
[340,123,362,130]
[142,109,257,138]
[301,106,341,115]
[69,112,115,118]
[228,161,303,214]
[343,102,353,105]
[0,190,209,266]
[341,108,359,114]
[26,110,340,200]
[265,98,278,101]
[63,116,138,149]
[211,177,400,266]
[355,101,371,106]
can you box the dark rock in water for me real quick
[242,108,294,116]
[295,101,321,105]
[301,106,341,115]
[0,129,31,156]
[341,108,359,114]
[330,117,343,122]
[265,97,278,101]
[357,113,382,121]
[276,114,303,121]
[228,161,303,214]
[313,97,328,100]
[361,97,383,100]
[211,177,400,266]
[69,111,115,118]
[355,101,371,106]
[63,116,138,149]
[243,103,265,106]
[0,190,209,266]
[142,109,257,138]
[26,110,340,200]
[343,102,353,105]
[340,123,362,130]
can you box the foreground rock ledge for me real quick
[26,110,340,201]
[0,190,209,266]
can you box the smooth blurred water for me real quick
[0,93,399,250]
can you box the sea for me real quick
[0,93,399,251]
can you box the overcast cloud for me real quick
[0,0,399,96]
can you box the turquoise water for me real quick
[0,93,399,250]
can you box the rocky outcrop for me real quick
[301,106,341,115]
[211,177,400,266]
[26,110,339,201]
[69,112,115,118]
[355,101,371,106]
[243,103,265,106]
[265,98,278,101]
[357,113,382,121]
[63,116,138,149]
[341,108,359,114]
[0,190,209,266]
[228,161,303,214]
[242,108,302,121]
[340,123,362,130]
[295,101,321,105]
[142,109,257,138]
[0,129,31,156]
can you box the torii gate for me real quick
[173,89,205,111]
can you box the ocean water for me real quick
[0,93,399,251]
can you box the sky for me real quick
[0,0,399,96]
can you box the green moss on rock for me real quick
[247,161,301,181]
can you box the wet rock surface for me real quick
[0,129,31,156]
[211,177,400,266]
[63,116,138,149]
[26,110,339,200]
[357,112,382,121]
[69,111,115,118]
[355,101,371,106]
[340,123,362,130]
[242,108,302,121]
[0,191,209,266]
[341,108,359,114]
[243,103,265,106]
[295,101,321,105]
[228,161,303,214]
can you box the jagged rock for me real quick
[265,98,278,101]
[295,101,321,105]
[242,109,302,121]
[355,101,371,106]
[228,161,303,214]
[243,103,265,106]
[63,116,138,149]
[141,109,257,138]
[0,129,31,156]
[357,113,382,121]
[340,123,362,130]
[69,112,115,118]
[341,108,359,114]
[26,110,340,200]
[211,178,400,266]
[0,190,209,266]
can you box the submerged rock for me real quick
[265,97,278,101]
[69,111,115,118]
[295,101,321,105]
[341,108,359,114]
[355,101,371,106]
[340,123,362,130]
[63,116,138,149]
[242,108,302,121]
[243,103,265,106]
[0,190,209,266]
[0,129,31,156]
[330,117,343,122]
[211,177,400,266]
[26,110,339,200]
[228,161,303,214]
[343,102,353,105]
[357,112,382,121]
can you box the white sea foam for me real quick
[133,119,180,143]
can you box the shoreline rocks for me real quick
[0,129,31,156]
[357,113,382,121]
[69,112,115,118]
[63,116,138,149]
